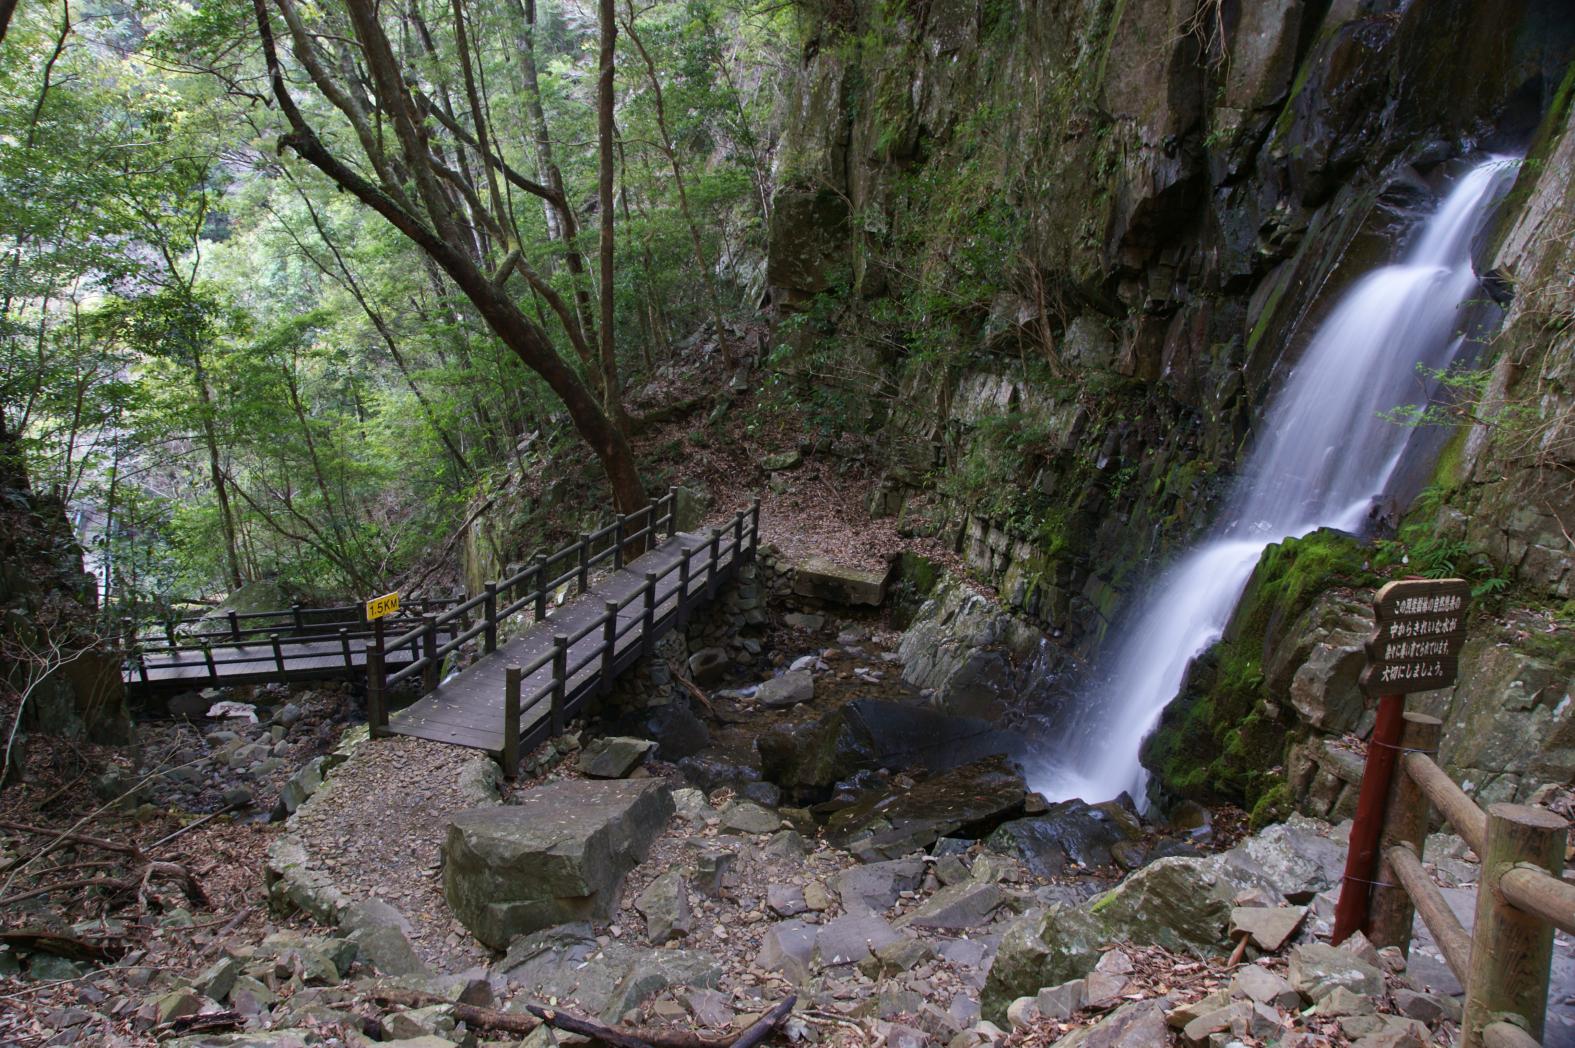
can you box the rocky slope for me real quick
[763,0,1575,815]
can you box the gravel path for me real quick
[288,733,494,971]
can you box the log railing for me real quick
[365,492,761,767]
[1347,711,1571,1048]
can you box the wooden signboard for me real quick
[365,591,401,621]
[1359,578,1470,694]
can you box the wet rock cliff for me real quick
[766,0,1574,810]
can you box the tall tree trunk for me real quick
[622,5,734,368]
[597,0,624,426]
[503,0,599,351]
[190,346,245,591]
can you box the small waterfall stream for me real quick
[1029,156,1521,806]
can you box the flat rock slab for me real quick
[1229,904,1307,952]
[443,779,673,948]
[897,882,1006,930]
[757,670,815,708]
[499,923,722,1022]
[792,557,888,606]
[576,737,656,779]
[833,859,924,914]
[814,914,903,967]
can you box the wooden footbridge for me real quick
[124,492,760,769]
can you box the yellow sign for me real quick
[366,591,400,620]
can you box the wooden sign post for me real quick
[1333,578,1470,943]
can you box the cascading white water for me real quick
[1029,156,1521,806]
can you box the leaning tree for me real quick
[247,0,646,510]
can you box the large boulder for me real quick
[757,698,1016,791]
[498,923,722,1022]
[791,556,889,606]
[987,799,1143,874]
[981,903,1105,1022]
[825,754,1026,859]
[443,779,673,948]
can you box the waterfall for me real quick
[1029,156,1521,806]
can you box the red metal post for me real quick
[1333,692,1407,943]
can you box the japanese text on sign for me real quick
[1359,578,1469,695]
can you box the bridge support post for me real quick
[532,554,547,622]
[707,528,722,596]
[339,628,353,671]
[601,601,618,692]
[678,548,693,626]
[227,610,241,641]
[270,633,285,674]
[367,646,387,737]
[503,664,521,780]
[551,635,568,736]
[667,487,679,539]
[421,615,439,693]
[202,642,217,685]
[1370,713,1442,953]
[732,511,743,562]
[1461,804,1568,1048]
[642,573,657,655]
[484,583,498,654]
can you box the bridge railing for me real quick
[1343,711,1571,1048]
[122,490,686,689]
[367,492,762,775]
[127,598,461,650]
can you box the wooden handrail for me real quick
[1403,751,1487,854]
[1384,844,1471,979]
[1358,725,1569,1048]
[1500,864,1575,937]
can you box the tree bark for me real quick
[251,0,646,512]
[596,0,625,427]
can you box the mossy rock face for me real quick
[1141,529,1373,810]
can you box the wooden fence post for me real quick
[600,601,618,691]
[667,487,679,538]
[164,619,177,647]
[750,497,761,552]
[1333,691,1408,943]
[503,664,521,780]
[291,603,304,634]
[642,573,657,655]
[533,554,547,621]
[483,582,498,654]
[339,628,352,672]
[707,528,721,596]
[227,609,241,641]
[1460,804,1568,1048]
[120,616,135,656]
[732,511,743,561]
[613,518,625,569]
[421,615,439,693]
[270,633,285,674]
[202,642,217,684]
[551,635,568,736]
[578,533,590,594]
[1370,712,1443,951]
[365,646,387,734]
[678,547,693,624]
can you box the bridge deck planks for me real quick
[384,531,742,754]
